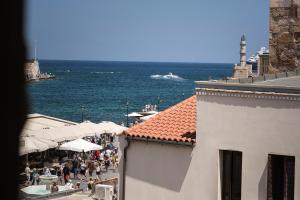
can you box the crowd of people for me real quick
[23,134,119,196]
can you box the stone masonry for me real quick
[269,0,300,71]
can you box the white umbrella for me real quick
[59,138,102,152]
[35,125,83,142]
[29,121,116,141]
[96,121,128,136]
[125,112,143,117]
[19,135,58,156]
[75,121,102,137]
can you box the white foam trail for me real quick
[91,72,115,74]
[150,72,184,81]
[56,69,71,73]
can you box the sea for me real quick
[27,60,233,124]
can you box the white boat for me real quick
[247,55,257,63]
[247,47,269,64]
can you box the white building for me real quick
[118,76,300,200]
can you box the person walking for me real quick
[79,160,87,180]
[87,161,95,178]
[96,162,101,179]
[24,163,31,186]
[56,166,63,184]
[62,164,70,184]
[104,156,110,172]
[111,153,116,169]
[72,158,80,179]
[31,168,39,185]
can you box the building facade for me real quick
[118,77,300,200]
[195,81,300,200]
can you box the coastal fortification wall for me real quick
[269,0,300,71]
[25,60,40,80]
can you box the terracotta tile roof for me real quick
[125,95,196,143]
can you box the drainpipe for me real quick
[122,138,130,200]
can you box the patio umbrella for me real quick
[19,135,58,156]
[59,138,102,152]
[96,121,128,136]
[33,125,83,142]
[75,121,103,137]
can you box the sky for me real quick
[26,0,269,63]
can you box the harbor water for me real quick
[27,60,232,124]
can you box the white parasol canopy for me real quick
[96,121,128,136]
[125,112,143,117]
[32,125,83,142]
[28,121,101,142]
[23,120,126,143]
[75,121,104,137]
[59,138,102,152]
[19,135,58,156]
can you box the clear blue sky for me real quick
[26,0,269,63]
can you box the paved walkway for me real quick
[69,166,118,190]
[54,167,118,200]
[50,191,92,200]
[21,167,119,200]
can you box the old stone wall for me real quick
[24,60,40,80]
[269,0,300,71]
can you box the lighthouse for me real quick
[240,35,246,68]
[232,34,252,79]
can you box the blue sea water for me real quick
[27,60,233,124]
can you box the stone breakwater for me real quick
[269,0,300,71]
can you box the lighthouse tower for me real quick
[232,34,251,78]
[240,35,246,68]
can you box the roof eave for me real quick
[126,136,195,147]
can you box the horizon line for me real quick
[32,58,234,65]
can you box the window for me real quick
[267,154,295,200]
[220,150,242,200]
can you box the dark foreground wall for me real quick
[269,0,300,71]
[1,0,28,199]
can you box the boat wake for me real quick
[91,72,116,74]
[150,73,184,81]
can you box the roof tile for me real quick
[125,95,196,143]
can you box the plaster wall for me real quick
[197,94,300,199]
[121,94,300,200]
